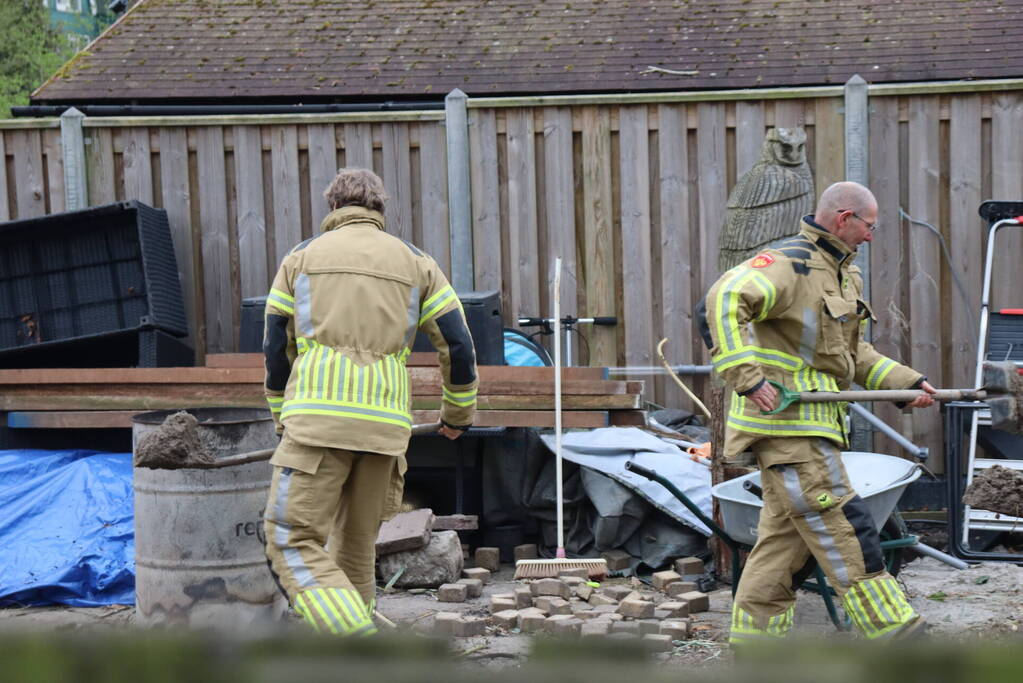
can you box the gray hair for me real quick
[323,168,388,213]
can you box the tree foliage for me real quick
[0,1,78,117]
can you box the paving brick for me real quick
[489,609,520,629]
[654,609,670,620]
[608,632,640,641]
[601,585,634,601]
[438,583,468,602]
[561,576,585,588]
[658,601,690,618]
[548,616,583,638]
[588,593,619,607]
[673,556,705,578]
[531,578,572,599]
[534,596,572,615]
[462,543,470,560]
[652,570,682,591]
[433,612,460,636]
[433,514,478,530]
[623,590,656,603]
[610,620,640,635]
[462,567,491,584]
[513,543,538,561]
[574,609,603,620]
[490,595,517,612]
[636,619,661,636]
[660,620,689,641]
[617,599,655,619]
[666,581,699,598]
[676,591,710,613]
[453,616,488,637]
[474,547,501,572]
[581,619,612,638]
[591,604,619,615]
[375,508,435,555]
[518,610,547,633]
[575,583,594,601]
[558,568,590,580]
[456,578,483,599]
[514,586,534,609]
[601,549,632,571]
[642,634,675,652]
[607,612,623,622]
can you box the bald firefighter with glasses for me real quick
[701,181,936,644]
[262,168,478,636]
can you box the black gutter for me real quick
[11,102,444,117]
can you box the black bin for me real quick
[0,201,191,368]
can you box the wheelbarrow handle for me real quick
[624,460,658,480]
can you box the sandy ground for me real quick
[2,554,1019,671]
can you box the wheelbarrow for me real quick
[625,451,965,630]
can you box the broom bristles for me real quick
[513,558,608,580]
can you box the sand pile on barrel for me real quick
[134,411,215,468]
[962,465,1023,519]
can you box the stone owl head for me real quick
[766,127,807,167]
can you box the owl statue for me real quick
[718,127,815,271]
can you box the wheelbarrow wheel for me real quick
[880,510,909,577]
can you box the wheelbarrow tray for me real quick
[712,451,922,547]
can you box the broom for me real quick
[514,257,608,581]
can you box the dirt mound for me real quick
[962,465,1023,518]
[134,411,215,469]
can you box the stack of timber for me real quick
[0,353,645,430]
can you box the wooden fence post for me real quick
[60,108,88,211]
[445,89,473,291]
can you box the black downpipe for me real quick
[11,102,444,118]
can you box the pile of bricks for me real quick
[432,555,712,651]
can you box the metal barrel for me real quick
[132,408,285,629]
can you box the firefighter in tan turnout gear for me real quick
[262,168,478,636]
[702,181,936,643]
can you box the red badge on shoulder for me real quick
[750,253,775,268]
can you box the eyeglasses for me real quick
[837,209,879,232]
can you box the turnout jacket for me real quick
[703,217,923,462]
[264,206,478,457]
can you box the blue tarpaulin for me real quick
[0,450,134,607]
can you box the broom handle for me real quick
[553,257,565,558]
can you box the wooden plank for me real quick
[0,133,9,220]
[581,106,617,366]
[773,100,804,128]
[271,125,302,265]
[948,95,984,390]
[506,109,540,321]
[991,93,1023,310]
[619,105,655,387]
[906,96,943,467]
[6,411,141,429]
[42,129,65,214]
[344,122,374,169]
[86,127,116,206]
[696,103,727,289]
[658,103,693,408]
[197,126,233,354]
[307,123,337,231]
[234,125,269,299]
[122,127,153,204]
[734,101,765,176]
[813,98,844,199]
[0,367,264,384]
[469,109,502,294]
[419,120,450,272]
[158,127,196,350]
[382,122,413,242]
[206,352,263,368]
[542,107,578,318]
[12,129,46,218]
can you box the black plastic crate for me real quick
[0,201,190,367]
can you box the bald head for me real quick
[814,182,877,231]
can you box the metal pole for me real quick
[445,89,473,291]
[848,402,928,461]
[60,107,88,211]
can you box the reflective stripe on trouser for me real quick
[729,603,795,644]
[264,439,400,636]
[730,437,920,643]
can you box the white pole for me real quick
[553,257,565,557]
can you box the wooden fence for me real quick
[2,85,1022,464]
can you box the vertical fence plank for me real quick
[12,130,47,218]
[0,133,9,221]
[814,97,845,196]
[234,125,268,299]
[543,107,577,318]
[158,127,196,350]
[86,127,116,206]
[419,121,450,273]
[307,123,337,231]
[582,106,617,366]
[197,126,232,355]
[506,109,540,321]
[949,95,984,390]
[696,103,727,291]
[344,123,373,169]
[735,101,765,176]
[42,129,65,214]
[658,103,693,408]
[774,100,804,128]
[271,125,302,265]
[907,96,943,466]
[469,110,502,297]
[382,123,413,242]
[991,94,1023,310]
[619,106,654,387]
[122,127,153,204]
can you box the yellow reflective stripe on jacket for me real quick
[729,394,844,441]
[729,603,794,644]
[443,386,477,407]
[842,576,918,639]
[714,267,778,353]
[713,345,803,373]
[865,357,897,390]
[267,288,295,315]
[266,395,284,415]
[420,284,457,325]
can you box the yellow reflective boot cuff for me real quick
[294,587,378,637]
[729,603,795,644]
[841,576,918,639]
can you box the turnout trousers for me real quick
[730,437,922,643]
[263,432,405,636]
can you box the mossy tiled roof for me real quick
[32,0,1023,103]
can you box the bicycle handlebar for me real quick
[518,315,618,327]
